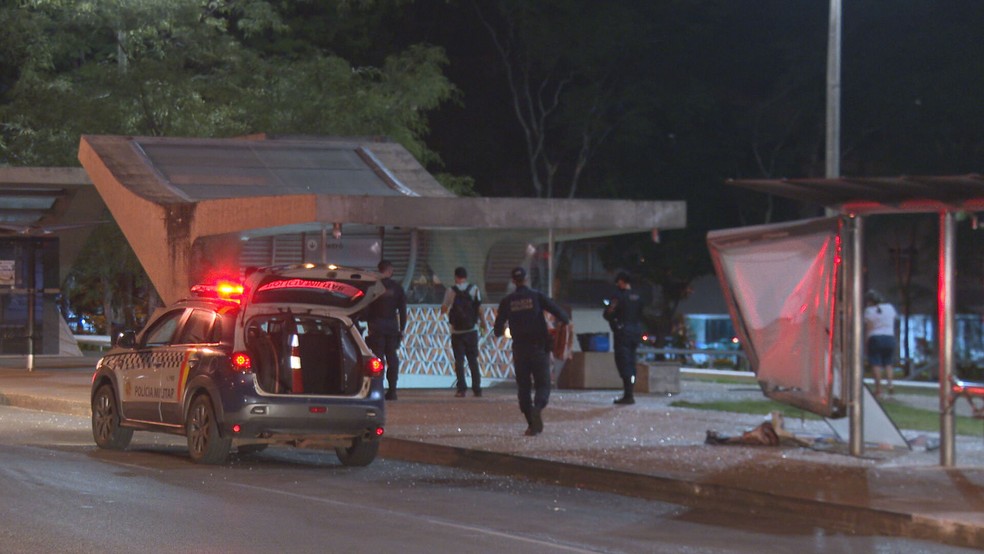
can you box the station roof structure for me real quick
[727,174,984,214]
[79,134,686,304]
[0,167,106,283]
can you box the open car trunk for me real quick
[245,312,364,396]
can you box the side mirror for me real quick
[116,330,137,349]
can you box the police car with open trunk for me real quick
[90,264,387,466]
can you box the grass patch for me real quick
[671,398,983,436]
[880,400,983,436]
[672,399,821,420]
[680,374,757,386]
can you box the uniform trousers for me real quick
[368,332,401,390]
[613,330,640,381]
[512,341,550,417]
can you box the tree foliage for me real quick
[63,222,155,333]
[0,0,460,326]
[601,228,715,343]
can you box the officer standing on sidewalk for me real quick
[365,260,407,400]
[494,267,570,436]
[604,272,644,405]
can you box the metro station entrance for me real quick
[0,237,60,355]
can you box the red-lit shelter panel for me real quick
[708,217,845,417]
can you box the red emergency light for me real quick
[191,279,244,303]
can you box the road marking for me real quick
[231,482,600,553]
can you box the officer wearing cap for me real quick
[493,266,570,436]
[604,271,644,404]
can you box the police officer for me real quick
[604,272,644,405]
[493,267,570,436]
[365,260,407,400]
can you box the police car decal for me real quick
[160,350,196,404]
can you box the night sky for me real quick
[359,1,984,232]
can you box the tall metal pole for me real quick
[938,211,956,466]
[826,0,842,180]
[547,228,555,298]
[849,215,864,455]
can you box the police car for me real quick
[90,264,387,466]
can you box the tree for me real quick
[63,222,156,333]
[0,0,457,166]
[0,0,460,324]
[601,228,714,346]
[474,0,645,200]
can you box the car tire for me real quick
[186,394,231,464]
[91,383,133,450]
[335,437,379,467]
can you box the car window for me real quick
[142,310,185,347]
[208,313,232,344]
[177,309,216,345]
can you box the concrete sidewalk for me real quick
[1,357,983,548]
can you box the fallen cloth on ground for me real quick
[705,421,780,446]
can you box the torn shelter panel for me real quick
[708,217,843,417]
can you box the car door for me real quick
[158,308,221,424]
[119,308,186,423]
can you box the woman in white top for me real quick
[863,289,898,396]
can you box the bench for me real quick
[557,352,680,394]
[950,377,984,418]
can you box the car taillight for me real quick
[231,351,252,372]
[366,357,384,379]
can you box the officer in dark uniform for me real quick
[493,267,570,436]
[604,272,644,405]
[364,260,407,400]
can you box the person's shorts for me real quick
[867,335,896,366]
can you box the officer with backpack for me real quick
[440,267,485,397]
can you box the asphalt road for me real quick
[0,406,973,554]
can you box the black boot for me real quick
[525,407,543,435]
[614,378,635,405]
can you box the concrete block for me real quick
[645,362,680,395]
[558,352,621,389]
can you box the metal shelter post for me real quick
[849,215,864,455]
[939,211,956,466]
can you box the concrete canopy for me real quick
[78,134,686,305]
[0,167,107,283]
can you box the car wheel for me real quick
[335,437,379,467]
[91,384,133,450]
[186,394,231,464]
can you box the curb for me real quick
[0,392,91,418]
[378,438,984,549]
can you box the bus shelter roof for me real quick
[728,174,984,214]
